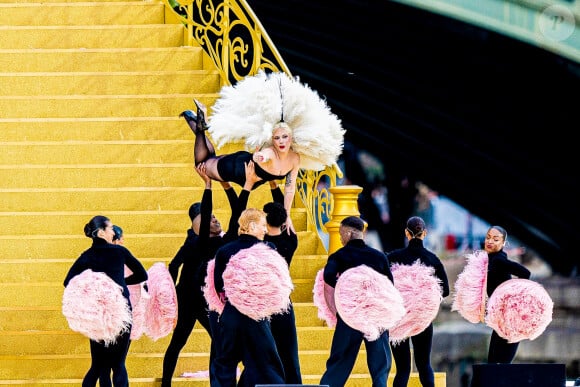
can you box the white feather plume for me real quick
[208,71,345,171]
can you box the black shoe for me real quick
[193,99,209,133]
[179,110,197,133]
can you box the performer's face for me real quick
[484,228,505,253]
[272,128,292,152]
[248,216,268,240]
[99,222,115,244]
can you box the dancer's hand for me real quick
[195,163,211,188]
[243,161,261,191]
[285,216,296,235]
[253,147,269,163]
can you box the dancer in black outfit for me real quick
[212,208,286,387]
[484,225,531,363]
[64,215,148,387]
[320,216,394,387]
[162,163,256,386]
[263,197,302,384]
[387,216,450,387]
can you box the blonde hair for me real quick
[238,208,266,235]
[273,121,292,134]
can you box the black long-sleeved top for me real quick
[213,234,276,294]
[323,238,393,288]
[168,187,244,290]
[387,238,450,298]
[63,238,148,301]
[486,249,531,296]
[264,231,297,266]
[264,186,297,264]
[193,187,249,286]
[168,229,197,284]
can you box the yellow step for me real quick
[0,117,188,141]
[0,374,446,387]
[0,141,192,164]
[0,209,309,236]
[0,187,201,212]
[0,229,319,261]
[0,186,306,214]
[0,2,165,26]
[0,350,372,379]
[0,303,327,331]
[0,275,319,308]
[0,95,220,118]
[0,25,184,49]
[0,47,205,73]
[0,71,220,96]
[0,326,337,355]
[0,254,317,282]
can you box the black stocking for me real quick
[194,131,215,166]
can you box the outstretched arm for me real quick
[283,164,300,234]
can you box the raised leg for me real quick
[180,101,216,166]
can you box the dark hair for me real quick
[84,215,110,239]
[112,225,123,242]
[340,216,365,231]
[406,216,426,238]
[489,225,508,241]
[188,202,201,221]
[263,202,287,228]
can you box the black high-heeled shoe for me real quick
[179,110,198,133]
[193,99,209,133]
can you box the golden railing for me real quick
[162,0,345,249]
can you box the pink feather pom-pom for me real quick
[390,261,443,345]
[485,278,553,343]
[312,268,337,327]
[125,265,148,340]
[203,258,225,315]
[335,265,406,341]
[452,250,489,323]
[144,262,178,341]
[223,243,294,321]
[62,269,132,346]
[128,283,149,340]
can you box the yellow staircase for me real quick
[0,0,445,386]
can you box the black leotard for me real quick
[216,151,288,189]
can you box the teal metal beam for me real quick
[392,0,580,63]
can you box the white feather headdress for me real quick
[208,71,345,171]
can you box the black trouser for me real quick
[270,301,302,384]
[162,287,211,386]
[320,314,391,387]
[391,323,435,387]
[83,329,131,387]
[487,330,519,363]
[212,302,285,387]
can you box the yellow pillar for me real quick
[324,185,363,255]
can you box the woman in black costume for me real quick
[181,100,300,233]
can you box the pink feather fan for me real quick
[203,258,225,315]
[124,265,148,340]
[62,269,132,346]
[485,278,553,343]
[222,243,294,321]
[390,261,443,345]
[452,250,488,323]
[128,283,149,340]
[334,265,406,341]
[312,268,338,327]
[144,262,178,341]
